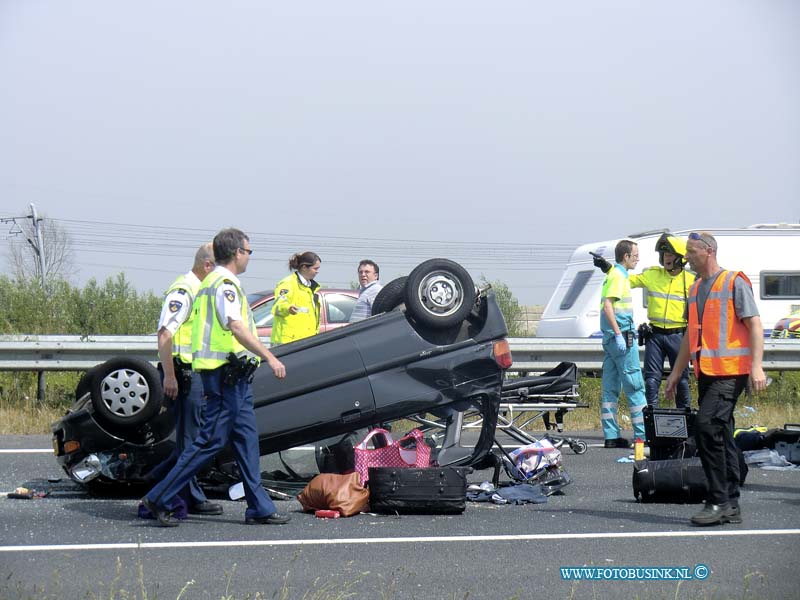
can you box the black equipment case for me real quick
[368,466,470,514]
[632,458,707,503]
[643,406,697,460]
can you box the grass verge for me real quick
[1,371,799,435]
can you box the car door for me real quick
[250,328,376,453]
[321,292,357,332]
[252,296,276,339]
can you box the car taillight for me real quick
[493,339,512,369]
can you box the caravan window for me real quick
[761,272,800,299]
[559,270,593,310]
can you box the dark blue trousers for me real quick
[145,368,277,519]
[146,369,208,506]
[644,330,691,409]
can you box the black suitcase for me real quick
[643,406,697,460]
[368,467,470,514]
[632,458,708,503]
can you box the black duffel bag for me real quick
[632,457,708,504]
[368,466,470,514]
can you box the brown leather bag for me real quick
[297,472,370,517]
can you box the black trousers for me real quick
[696,374,748,506]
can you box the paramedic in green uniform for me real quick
[600,239,647,448]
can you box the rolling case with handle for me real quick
[368,466,470,514]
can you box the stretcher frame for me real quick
[480,362,589,454]
[412,362,589,457]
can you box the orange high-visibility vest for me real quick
[687,270,752,376]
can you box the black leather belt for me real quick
[651,326,686,335]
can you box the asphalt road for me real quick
[2,432,799,600]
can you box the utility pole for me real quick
[1,205,50,400]
[29,204,47,401]
[29,203,47,288]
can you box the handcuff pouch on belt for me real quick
[223,352,260,386]
[173,357,194,394]
[637,323,652,347]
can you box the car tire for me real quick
[90,358,163,429]
[371,276,407,315]
[404,259,475,329]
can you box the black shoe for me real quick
[141,497,179,528]
[725,504,742,524]
[604,437,631,449]
[189,501,223,516]
[245,512,291,525]
[691,503,731,526]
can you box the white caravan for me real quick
[537,224,800,338]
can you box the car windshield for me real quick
[252,297,276,328]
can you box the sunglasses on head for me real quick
[688,232,712,248]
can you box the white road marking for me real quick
[2,529,799,553]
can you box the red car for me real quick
[249,288,359,339]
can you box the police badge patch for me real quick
[224,289,236,303]
[168,300,182,313]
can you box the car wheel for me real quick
[90,358,163,429]
[404,259,475,329]
[371,276,407,315]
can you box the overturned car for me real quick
[52,259,512,489]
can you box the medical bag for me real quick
[643,406,697,460]
[632,457,707,503]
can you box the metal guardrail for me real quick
[507,338,800,372]
[1,335,799,372]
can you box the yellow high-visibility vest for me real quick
[630,267,695,329]
[191,270,259,370]
[164,274,199,364]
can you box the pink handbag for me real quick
[354,428,431,485]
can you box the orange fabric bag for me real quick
[297,472,370,517]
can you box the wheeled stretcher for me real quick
[494,362,588,455]
[414,362,589,467]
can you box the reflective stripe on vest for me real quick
[687,270,752,376]
[614,295,633,317]
[165,274,198,363]
[632,268,693,329]
[646,287,688,328]
[191,271,259,370]
[600,266,633,317]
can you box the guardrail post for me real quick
[37,371,46,402]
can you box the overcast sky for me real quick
[1,1,798,305]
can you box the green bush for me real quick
[0,274,162,417]
[479,276,525,337]
[0,273,161,335]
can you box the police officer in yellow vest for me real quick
[143,242,222,517]
[270,251,322,345]
[629,233,696,409]
[142,228,290,527]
